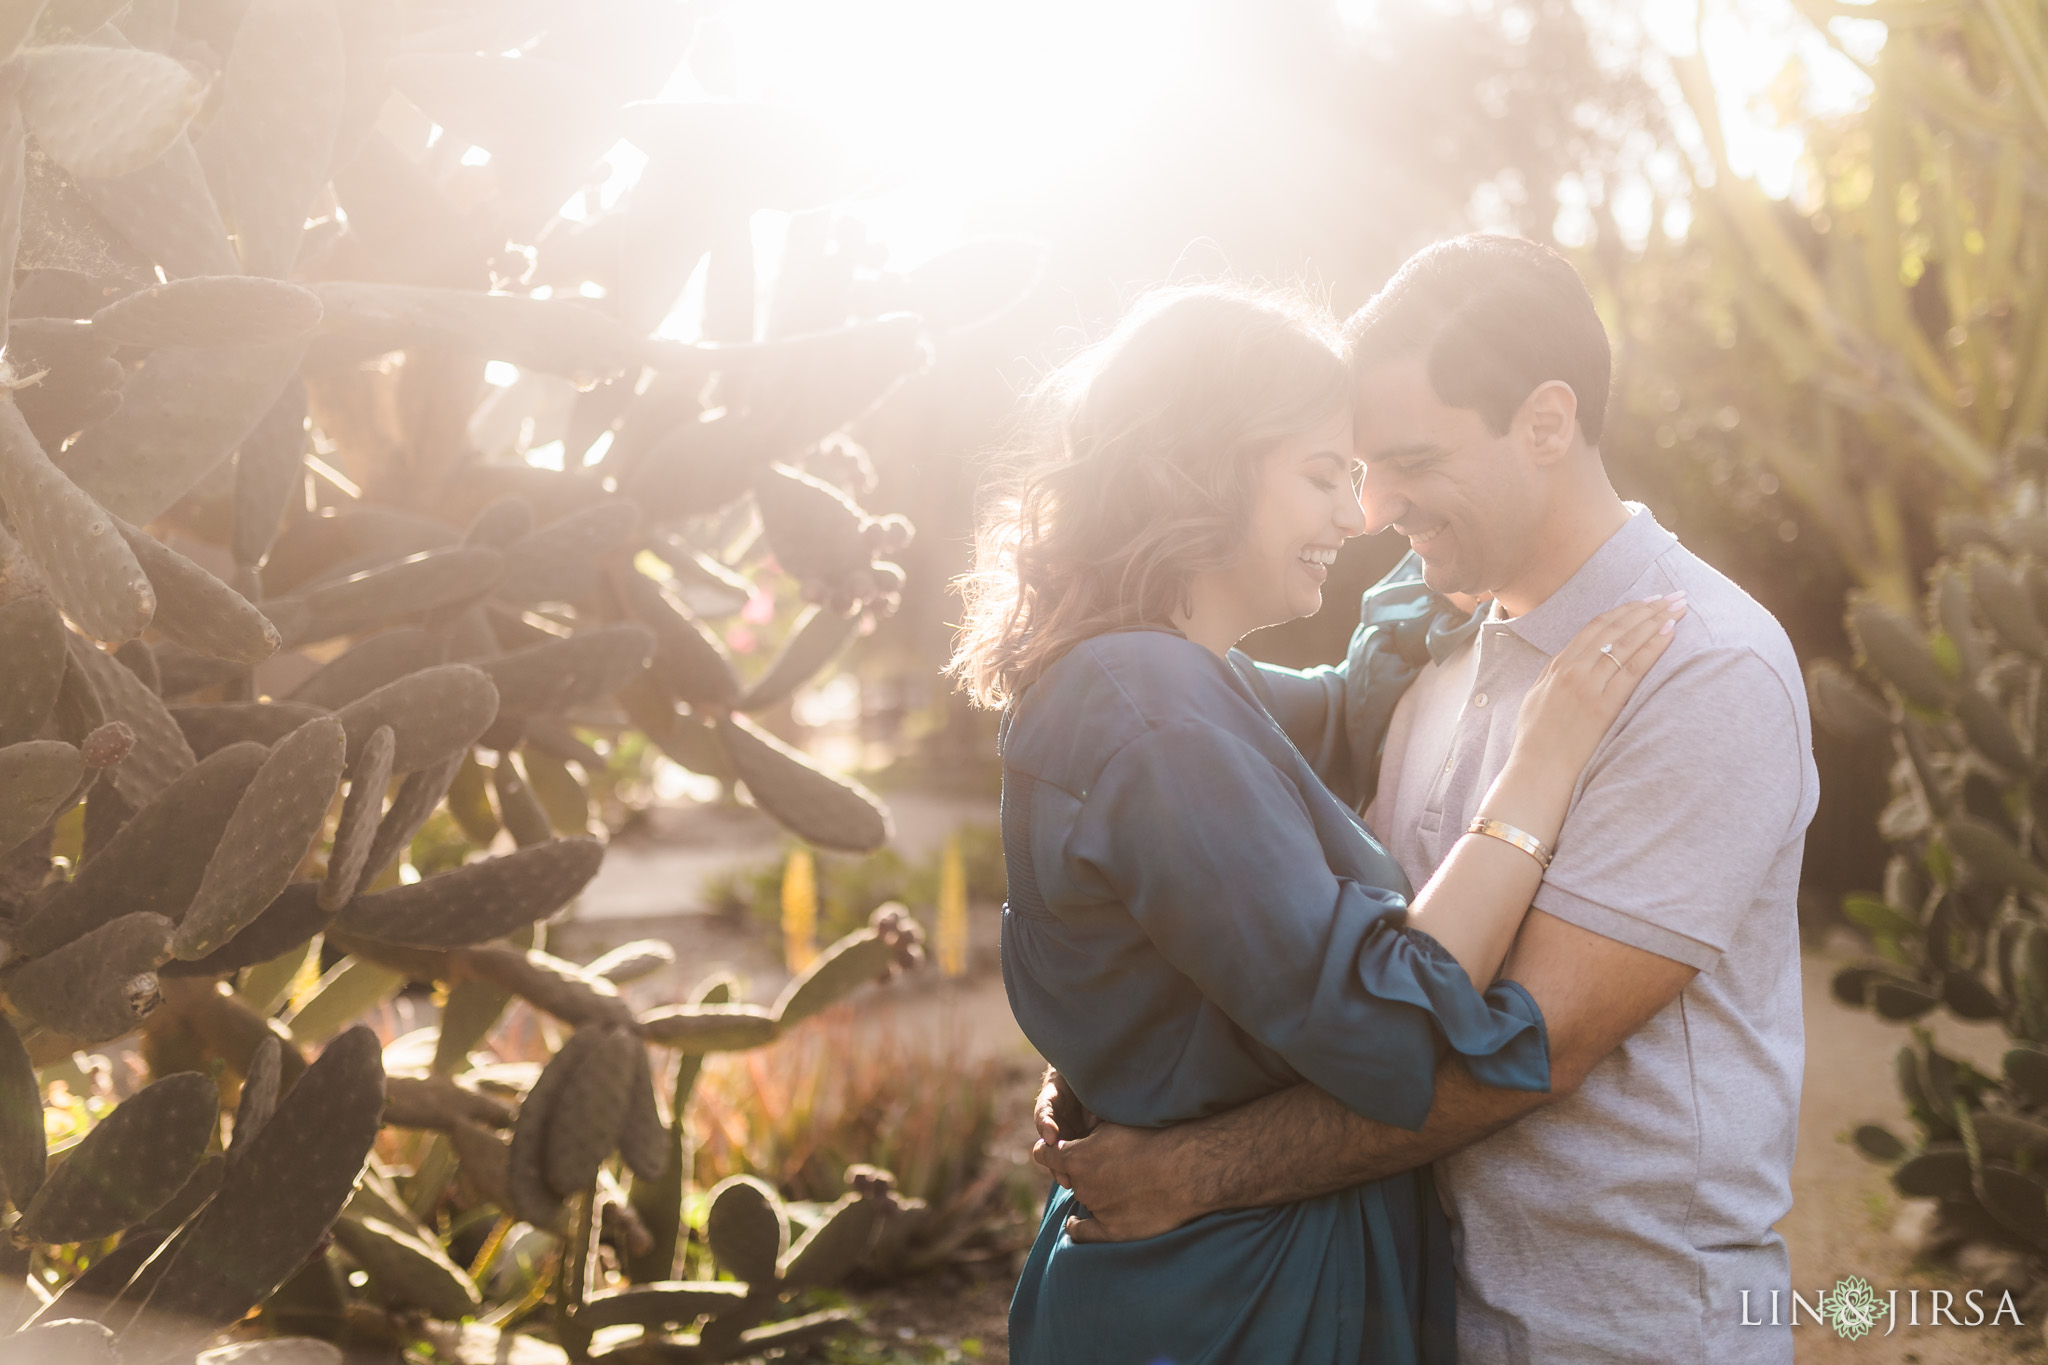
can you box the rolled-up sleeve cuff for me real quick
[1532,882,1721,971]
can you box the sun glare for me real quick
[717,0,1198,268]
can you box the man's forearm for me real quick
[1164,1059,1547,1212]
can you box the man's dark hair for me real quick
[1344,234,1612,444]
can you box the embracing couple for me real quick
[946,236,1817,1364]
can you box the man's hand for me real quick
[1030,1068,1095,1189]
[1030,1070,1196,1242]
[1039,1121,1204,1243]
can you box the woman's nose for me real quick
[1335,486,1369,537]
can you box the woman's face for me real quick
[1182,408,1365,650]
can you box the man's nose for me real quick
[1357,469,1406,536]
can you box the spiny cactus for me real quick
[1821,441,2048,1256]
[0,0,1035,1355]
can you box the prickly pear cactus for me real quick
[0,1,1030,1356]
[1821,443,2048,1257]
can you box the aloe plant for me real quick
[0,0,1041,1358]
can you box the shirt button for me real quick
[1472,693,1489,708]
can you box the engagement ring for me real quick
[1599,643,1624,671]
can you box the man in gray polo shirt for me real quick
[1035,236,1817,1364]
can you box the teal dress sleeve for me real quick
[1067,718,1549,1131]
[1239,551,1487,812]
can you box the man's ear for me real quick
[1520,380,1579,466]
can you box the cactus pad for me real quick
[1849,600,1954,711]
[16,740,264,957]
[74,130,240,279]
[703,1174,786,1284]
[134,1025,383,1355]
[0,398,154,643]
[445,748,500,846]
[772,913,917,1030]
[479,623,654,718]
[0,1013,46,1210]
[65,628,193,805]
[492,500,639,605]
[505,1029,575,1229]
[113,518,280,663]
[382,1073,515,1131]
[5,315,125,450]
[778,1186,892,1287]
[585,938,675,985]
[320,722,392,911]
[2,910,173,1041]
[0,593,66,746]
[171,699,331,757]
[617,1040,667,1181]
[459,944,636,1030]
[737,603,855,712]
[4,1319,119,1365]
[60,337,309,525]
[356,750,463,888]
[579,1280,750,1330]
[517,743,589,836]
[292,544,505,642]
[162,880,329,978]
[230,1034,283,1160]
[333,837,603,948]
[91,275,324,348]
[332,662,497,773]
[287,626,443,710]
[174,715,347,959]
[753,462,870,585]
[616,569,738,709]
[16,43,205,180]
[18,1070,217,1242]
[636,1003,778,1053]
[717,712,889,853]
[491,753,552,848]
[200,0,347,278]
[542,1024,637,1198]
[311,281,642,384]
[332,1213,483,1320]
[0,739,80,856]
[231,375,308,568]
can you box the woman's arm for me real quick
[1402,595,1684,985]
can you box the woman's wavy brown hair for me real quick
[947,283,1351,708]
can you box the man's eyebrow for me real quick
[1364,443,1444,463]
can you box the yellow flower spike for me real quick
[782,846,818,973]
[938,831,968,978]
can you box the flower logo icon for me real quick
[1821,1275,1884,1341]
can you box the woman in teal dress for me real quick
[946,285,1681,1364]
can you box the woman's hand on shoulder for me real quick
[1512,593,1686,773]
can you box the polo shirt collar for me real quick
[1487,503,1675,657]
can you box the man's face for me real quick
[1353,360,1538,599]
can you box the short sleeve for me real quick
[1533,647,1811,970]
[1069,719,1549,1130]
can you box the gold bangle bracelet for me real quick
[1466,817,1555,870]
